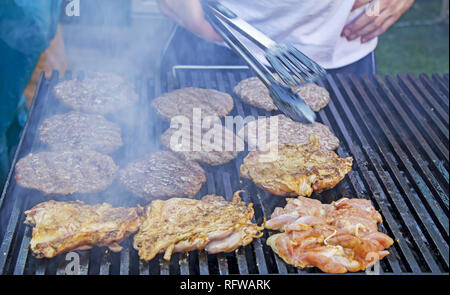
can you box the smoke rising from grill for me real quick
[0,0,177,229]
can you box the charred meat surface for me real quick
[234,76,330,112]
[24,200,141,258]
[53,71,138,115]
[133,190,263,261]
[266,197,394,273]
[152,87,234,121]
[238,114,339,151]
[39,111,123,154]
[240,135,353,197]
[15,150,118,195]
[160,124,244,165]
[119,151,206,200]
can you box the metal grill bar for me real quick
[398,74,448,143]
[406,74,449,126]
[13,226,31,275]
[387,75,448,164]
[100,252,112,275]
[315,82,402,273]
[225,71,274,275]
[0,196,23,272]
[179,71,212,276]
[432,74,449,94]
[419,74,449,110]
[318,76,423,273]
[375,76,449,203]
[360,77,449,240]
[330,74,445,271]
[206,72,230,275]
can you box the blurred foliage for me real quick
[376,0,449,76]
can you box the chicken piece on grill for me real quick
[133,191,264,261]
[240,135,353,197]
[24,200,141,258]
[266,197,394,273]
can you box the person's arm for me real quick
[156,0,222,42]
[342,0,414,43]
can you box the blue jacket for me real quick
[0,0,62,183]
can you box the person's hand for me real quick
[342,0,414,43]
[157,0,222,42]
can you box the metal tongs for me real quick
[202,1,327,123]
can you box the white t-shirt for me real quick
[220,0,377,69]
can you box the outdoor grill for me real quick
[0,67,448,275]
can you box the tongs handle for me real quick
[202,1,276,87]
[205,1,276,50]
[202,0,316,123]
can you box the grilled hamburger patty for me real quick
[25,200,141,258]
[39,111,123,154]
[234,76,330,112]
[15,150,118,195]
[238,114,340,151]
[152,87,234,121]
[53,71,138,114]
[119,151,206,200]
[133,190,263,261]
[160,124,244,165]
[240,135,353,197]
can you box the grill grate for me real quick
[0,69,448,275]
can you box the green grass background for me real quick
[376,0,449,76]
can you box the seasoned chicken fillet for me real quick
[266,197,394,273]
[133,191,263,261]
[240,135,353,197]
[24,200,141,258]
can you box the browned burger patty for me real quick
[160,124,244,165]
[39,111,123,154]
[240,135,353,197]
[152,87,234,121]
[53,71,139,115]
[15,150,118,195]
[237,114,339,151]
[119,151,206,200]
[234,76,330,112]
